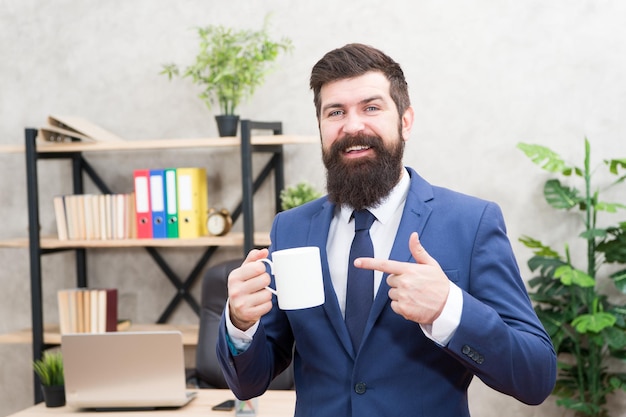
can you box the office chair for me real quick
[194,258,295,389]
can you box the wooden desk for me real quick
[7,390,296,417]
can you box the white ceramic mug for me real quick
[258,246,325,310]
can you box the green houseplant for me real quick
[517,139,626,416]
[161,17,292,137]
[33,351,65,407]
[280,181,322,211]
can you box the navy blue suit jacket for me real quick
[217,167,556,416]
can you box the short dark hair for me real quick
[309,43,410,119]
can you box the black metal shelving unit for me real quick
[24,120,285,403]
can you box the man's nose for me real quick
[341,113,365,135]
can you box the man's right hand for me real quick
[227,248,274,331]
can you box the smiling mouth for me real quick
[344,145,372,153]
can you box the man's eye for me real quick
[365,106,379,112]
[328,110,343,117]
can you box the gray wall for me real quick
[1,0,626,415]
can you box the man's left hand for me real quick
[354,232,450,324]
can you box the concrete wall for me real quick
[1,0,625,415]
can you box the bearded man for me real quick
[217,43,556,417]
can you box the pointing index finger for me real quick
[354,257,408,275]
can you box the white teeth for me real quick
[345,145,370,152]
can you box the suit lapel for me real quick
[307,201,355,356]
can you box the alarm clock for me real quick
[206,208,233,236]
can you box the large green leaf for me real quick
[554,265,595,287]
[606,158,626,175]
[595,201,626,213]
[519,236,560,258]
[571,312,617,333]
[604,326,626,349]
[517,143,568,173]
[610,269,626,293]
[598,225,626,263]
[579,228,608,240]
[544,179,581,210]
[556,397,599,415]
[527,255,566,277]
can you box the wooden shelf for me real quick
[0,323,200,346]
[0,134,318,154]
[0,233,271,249]
[12,121,299,403]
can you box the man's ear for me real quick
[401,106,415,142]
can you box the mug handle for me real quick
[257,258,278,295]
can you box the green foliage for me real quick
[518,139,626,417]
[33,351,64,386]
[161,16,292,115]
[280,182,322,211]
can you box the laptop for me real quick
[61,331,197,409]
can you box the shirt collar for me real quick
[339,167,410,225]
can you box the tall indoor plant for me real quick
[517,140,626,416]
[161,17,292,137]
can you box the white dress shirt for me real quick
[227,168,462,348]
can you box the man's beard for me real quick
[322,131,405,211]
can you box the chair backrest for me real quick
[195,258,295,389]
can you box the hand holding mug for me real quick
[227,248,275,331]
[228,246,326,331]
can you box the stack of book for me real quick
[57,288,118,334]
[53,193,135,241]
[133,167,208,239]
[51,167,210,241]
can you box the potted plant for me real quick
[517,139,626,417]
[33,351,65,407]
[161,17,292,137]
[280,181,322,211]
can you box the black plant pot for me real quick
[215,115,240,137]
[41,384,66,407]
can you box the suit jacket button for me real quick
[355,382,367,394]
[462,345,471,355]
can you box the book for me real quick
[150,169,167,238]
[176,167,209,238]
[133,170,153,238]
[57,290,71,334]
[98,288,118,332]
[57,288,118,334]
[39,115,125,143]
[52,196,68,241]
[164,168,179,238]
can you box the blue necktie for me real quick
[345,209,376,350]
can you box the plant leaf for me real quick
[606,158,626,175]
[597,225,626,264]
[554,265,595,287]
[595,201,626,213]
[579,228,608,240]
[604,326,626,349]
[527,256,566,277]
[556,397,599,414]
[610,269,626,293]
[543,179,581,210]
[519,236,560,258]
[571,312,617,333]
[517,143,568,173]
